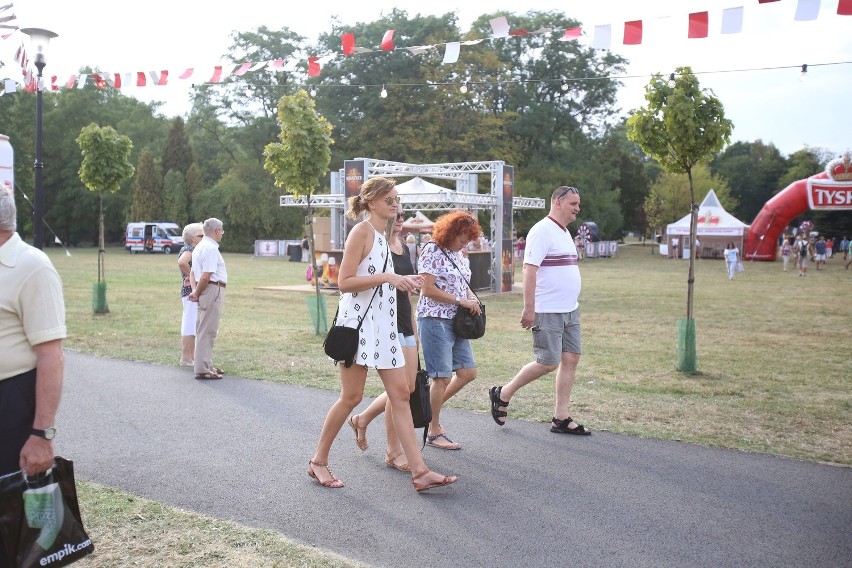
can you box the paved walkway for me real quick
[58,352,850,568]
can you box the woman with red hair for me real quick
[416,210,482,450]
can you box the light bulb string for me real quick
[195,60,851,91]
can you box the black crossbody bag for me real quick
[436,244,486,340]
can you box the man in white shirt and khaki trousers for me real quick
[188,218,228,380]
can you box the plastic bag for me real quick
[0,457,94,568]
[736,262,745,272]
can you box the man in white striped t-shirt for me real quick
[488,186,591,435]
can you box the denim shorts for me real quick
[418,317,476,378]
[532,308,582,365]
[399,334,417,348]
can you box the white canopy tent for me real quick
[665,189,750,258]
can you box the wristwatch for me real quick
[32,426,57,440]
[455,296,462,305]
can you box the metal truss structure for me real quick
[280,158,545,292]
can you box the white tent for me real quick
[402,210,434,233]
[396,176,454,195]
[665,189,750,259]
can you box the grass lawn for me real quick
[44,243,849,567]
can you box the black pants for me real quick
[0,369,36,476]
[0,369,36,568]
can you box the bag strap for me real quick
[333,239,390,329]
[434,243,481,304]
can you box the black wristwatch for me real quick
[32,426,57,440]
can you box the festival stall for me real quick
[665,189,749,259]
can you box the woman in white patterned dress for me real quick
[308,177,459,493]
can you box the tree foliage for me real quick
[129,148,163,221]
[627,66,733,333]
[643,163,736,233]
[162,170,189,226]
[162,117,194,177]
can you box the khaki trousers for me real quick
[194,285,225,374]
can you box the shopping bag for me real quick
[0,456,94,568]
[736,262,745,272]
[409,360,432,447]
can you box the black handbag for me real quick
[437,245,486,340]
[0,456,94,568]
[323,248,388,367]
[409,359,432,446]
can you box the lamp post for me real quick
[21,27,57,250]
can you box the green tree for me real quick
[162,117,194,177]
[264,89,333,333]
[185,162,205,199]
[76,123,135,313]
[129,148,163,221]
[644,163,735,232]
[627,66,732,372]
[162,170,189,226]
[711,140,787,222]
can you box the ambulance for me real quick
[124,222,184,254]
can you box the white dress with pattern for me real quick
[333,228,402,369]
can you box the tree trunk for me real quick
[98,193,105,284]
[306,202,324,335]
[686,169,697,321]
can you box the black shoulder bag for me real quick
[409,358,432,447]
[436,245,486,340]
[323,245,389,367]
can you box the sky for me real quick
[3,0,852,158]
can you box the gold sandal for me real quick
[348,415,368,451]
[307,460,344,488]
[384,450,411,472]
[412,470,459,493]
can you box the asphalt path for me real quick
[56,352,850,568]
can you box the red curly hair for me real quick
[431,210,482,248]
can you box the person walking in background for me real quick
[724,241,740,280]
[840,235,849,261]
[814,236,827,270]
[348,212,421,472]
[780,239,792,272]
[826,237,833,259]
[188,218,228,380]
[488,186,591,436]
[671,236,680,259]
[795,236,809,277]
[0,188,66,483]
[694,236,701,260]
[416,210,482,450]
[308,177,457,492]
[178,222,204,367]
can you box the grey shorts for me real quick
[532,308,582,365]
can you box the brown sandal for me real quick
[384,450,411,472]
[412,470,459,493]
[348,414,368,451]
[307,460,344,488]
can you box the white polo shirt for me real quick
[523,216,581,313]
[0,233,67,380]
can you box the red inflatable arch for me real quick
[745,152,852,261]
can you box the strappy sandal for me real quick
[348,415,368,451]
[384,450,411,472]
[307,460,344,488]
[194,372,222,380]
[412,470,459,493]
[489,386,509,426]
[425,433,461,450]
[550,417,592,435]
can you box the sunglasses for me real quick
[382,195,401,206]
[396,214,405,221]
[555,186,580,199]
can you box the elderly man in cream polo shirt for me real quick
[0,189,66,479]
[188,218,228,380]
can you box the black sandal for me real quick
[550,417,591,435]
[489,386,509,426]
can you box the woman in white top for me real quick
[307,177,458,493]
[724,241,740,280]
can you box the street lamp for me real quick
[21,27,57,250]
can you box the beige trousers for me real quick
[194,285,225,374]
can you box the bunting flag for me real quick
[381,30,394,51]
[721,7,744,34]
[688,11,709,39]
[623,20,642,45]
[3,2,850,93]
[308,56,321,77]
